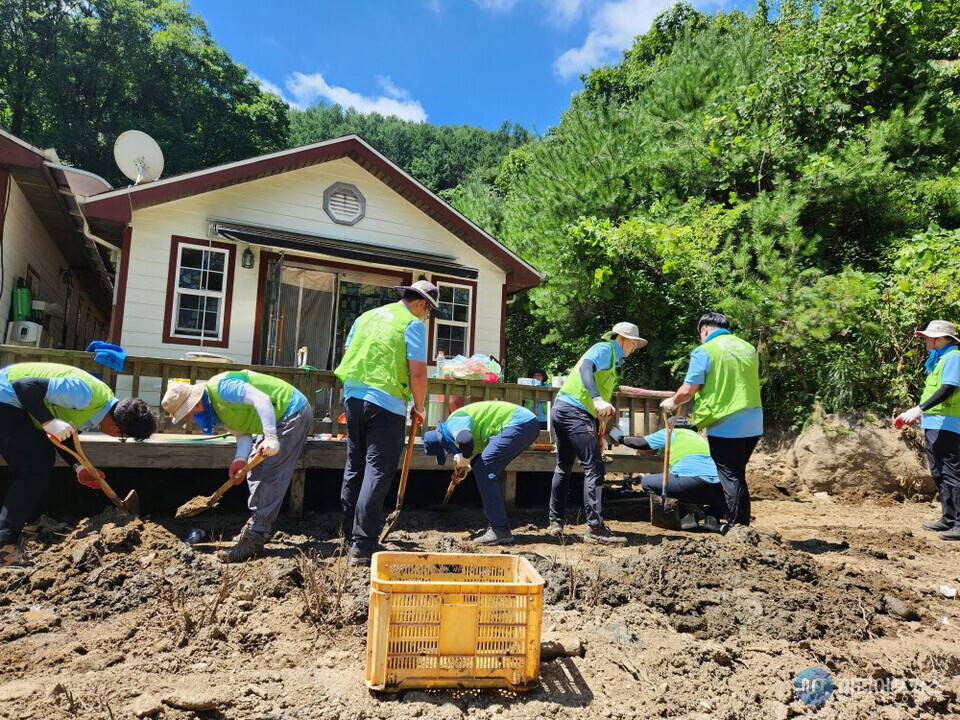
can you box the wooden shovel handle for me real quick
[48,434,124,508]
[206,452,267,505]
[395,415,420,506]
[660,409,681,497]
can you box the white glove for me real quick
[453,453,472,477]
[894,405,923,429]
[43,419,75,442]
[660,396,678,413]
[593,398,615,417]
[259,434,280,457]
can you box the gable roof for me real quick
[81,134,541,293]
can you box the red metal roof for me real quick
[82,135,541,293]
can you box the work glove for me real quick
[453,453,472,479]
[409,405,424,426]
[259,434,280,457]
[43,419,75,442]
[593,398,615,418]
[660,396,678,413]
[75,464,104,489]
[607,427,624,445]
[893,405,923,430]
[229,458,248,482]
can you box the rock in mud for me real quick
[128,694,164,717]
[883,594,921,621]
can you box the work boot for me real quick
[547,520,564,538]
[347,552,371,567]
[0,540,29,568]
[231,518,273,543]
[702,516,721,533]
[217,526,265,563]
[474,527,515,546]
[584,523,627,545]
[22,515,69,540]
[922,518,952,532]
[680,513,699,531]
[938,526,960,541]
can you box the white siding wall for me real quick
[0,177,107,349]
[119,158,506,366]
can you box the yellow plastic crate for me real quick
[365,551,544,692]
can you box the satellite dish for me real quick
[114,130,164,184]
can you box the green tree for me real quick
[0,0,288,184]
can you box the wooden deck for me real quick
[0,344,669,515]
[45,433,663,516]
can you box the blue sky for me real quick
[191,0,750,132]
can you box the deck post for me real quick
[503,470,517,512]
[289,465,306,519]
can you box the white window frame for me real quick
[171,242,228,342]
[433,281,472,359]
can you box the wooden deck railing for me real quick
[0,345,670,436]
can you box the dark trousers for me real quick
[340,398,406,555]
[0,403,56,544]
[707,435,760,526]
[472,416,541,531]
[549,402,606,527]
[926,428,960,528]
[641,473,726,518]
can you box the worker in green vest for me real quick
[893,320,960,541]
[423,401,541,545]
[609,418,724,532]
[334,280,437,566]
[162,369,312,562]
[548,321,647,545]
[0,362,157,567]
[660,312,763,533]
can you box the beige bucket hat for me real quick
[161,381,205,425]
[602,321,648,348]
[916,319,959,344]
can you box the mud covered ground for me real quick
[1,496,958,720]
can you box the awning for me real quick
[213,221,479,279]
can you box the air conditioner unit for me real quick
[7,320,43,347]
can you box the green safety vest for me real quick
[559,341,619,418]
[334,302,418,402]
[446,401,528,455]
[662,428,710,472]
[921,347,960,417]
[7,362,114,429]
[689,334,762,429]
[205,370,296,435]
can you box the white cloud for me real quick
[547,0,588,24]
[425,0,443,14]
[286,71,427,121]
[249,72,288,102]
[474,0,520,11]
[377,75,409,100]
[554,0,673,79]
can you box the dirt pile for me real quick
[745,413,933,499]
[0,502,957,719]
[527,527,912,643]
[791,414,932,497]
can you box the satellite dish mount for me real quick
[114,130,165,185]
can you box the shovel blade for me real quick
[379,509,400,544]
[175,495,216,519]
[121,489,140,517]
[649,495,681,530]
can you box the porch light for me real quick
[241,247,255,269]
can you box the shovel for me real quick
[175,452,266,519]
[649,409,681,530]
[49,434,140,516]
[441,465,469,506]
[379,415,421,543]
